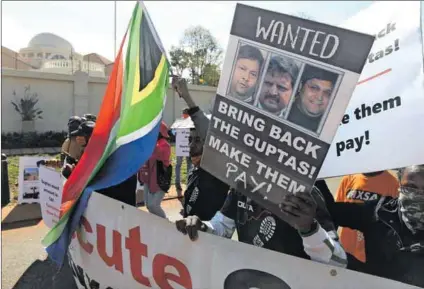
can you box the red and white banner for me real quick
[68,193,419,289]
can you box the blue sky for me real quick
[1,1,384,61]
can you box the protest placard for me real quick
[39,166,64,228]
[319,1,424,178]
[176,128,191,157]
[200,4,374,217]
[18,156,47,204]
[68,192,419,289]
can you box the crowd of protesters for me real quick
[37,76,423,288]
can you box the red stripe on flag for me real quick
[60,32,127,217]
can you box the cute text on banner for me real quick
[68,193,419,289]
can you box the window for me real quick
[28,53,34,58]
[51,54,66,60]
[37,53,43,58]
[45,53,51,59]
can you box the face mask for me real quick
[398,187,424,233]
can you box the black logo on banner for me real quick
[224,269,291,289]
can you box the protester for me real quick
[172,76,347,267]
[328,165,424,287]
[335,171,399,263]
[40,120,138,206]
[82,113,97,122]
[138,121,171,219]
[229,44,264,104]
[175,108,192,192]
[257,56,299,117]
[181,134,230,221]
[61,116,84,164]
[287,65,337,132]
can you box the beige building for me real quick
[2,32,112,78]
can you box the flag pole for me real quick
[114,1,117,58]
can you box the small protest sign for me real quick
[176,128,191,157]
[201,3,374,218]
[18,156,47,204]
[39,166,64,228]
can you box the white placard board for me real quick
[319,1,424,178]
[18,156,47,204]
[39,165,64,228]
[176,128,190,157]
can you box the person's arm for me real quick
[328,201,375,232]
[203,190,237,238]
[186,107,210,142]
[172,76,211,141]
[176,190,237,241]
[281,188,347,268]
[299,222,348,268]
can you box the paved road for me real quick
[1,198,187,289]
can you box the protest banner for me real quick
[319,1,424,178]
[176,128,191,157]
[200,3,374,218]
[18,156,47,204]
[39,166,64,228]
[68,192,419,289]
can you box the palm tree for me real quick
[11,85,43,121]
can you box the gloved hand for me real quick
[279,192,317,233]
[62,163,75,179]
[175,215,207,241]
[171,76,196,108]
[36,160,46,167]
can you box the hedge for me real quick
[1,131,68,149]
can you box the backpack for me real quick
[156,160,173,192]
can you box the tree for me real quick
[169,26,223,86]
[169,46,190,76]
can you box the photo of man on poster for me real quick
[287,65,339,133]
[228,44,265,104]
[256,55,300,118]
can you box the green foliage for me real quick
[11,85,43,121]
[169,25,223,86]
[1,131,67,149]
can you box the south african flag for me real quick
[42,1,170,267]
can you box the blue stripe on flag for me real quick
[47,122,161,267]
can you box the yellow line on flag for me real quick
[131,54,166,106]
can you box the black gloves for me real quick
[175,215,208,241]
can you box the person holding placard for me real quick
[172,75,346,268]
[175,109,192,192]
[328,165,424,287]
[61,116,84,164]
[335,171,399,264]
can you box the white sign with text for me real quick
[176,128,190,157]
[39,166,64,228]
[18,156,47,204]
[319,1,424,178]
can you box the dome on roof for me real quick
[27,33,74,51]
